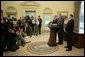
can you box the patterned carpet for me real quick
[3,32,84,56]
[27,41,59,55]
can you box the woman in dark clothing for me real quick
[25,21,32,37]
[48,15,58,47]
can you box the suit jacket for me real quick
[65,19,74,32]
[57,16,64,29]
[38,18,42,26]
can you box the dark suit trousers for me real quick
[58,29,63,44]
[66,31,72,49]
[38,26,41,34]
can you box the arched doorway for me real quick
[43,8,52,31]
[6,6,17,19]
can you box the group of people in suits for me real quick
[48,14,74,51]
[25,15,42,36]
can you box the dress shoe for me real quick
[58,42,63,45]
[66,48,72,51]
[30,35,32,37]
[26,41,31,43]
[21,44,25,47]
[64,46,68,48]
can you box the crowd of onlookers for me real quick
[1,10,42,53]
[1,9,74,56]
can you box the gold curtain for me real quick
[74,1,81,32]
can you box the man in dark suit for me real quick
[64,14,74,51]
[1,10,6,56]
[57,14,64,44]
[38,16,42,34]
